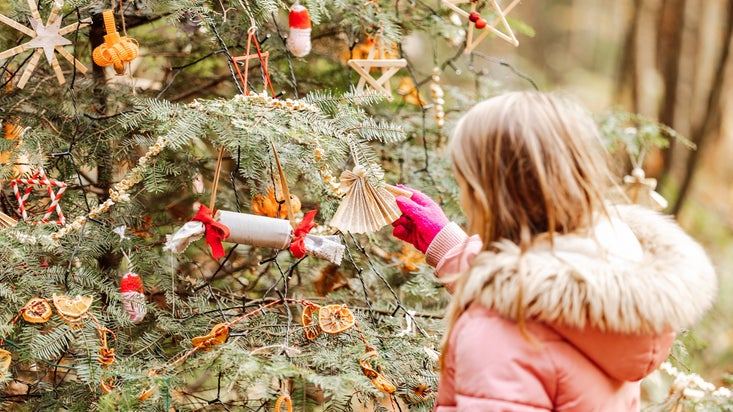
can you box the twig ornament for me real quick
[0,0,90,88]
[441,0,520,53]
[347,37,407,100]
[92,10,139,75]
[329,165,409,234]
[233,27,276,97]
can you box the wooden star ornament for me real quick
[0,0,91,88]
[347,38,407,100]
[442,0,520,53]
[233,27,275,97]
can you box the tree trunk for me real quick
[671,0,733,214]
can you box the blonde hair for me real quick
[442,91,611,358]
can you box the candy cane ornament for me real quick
[10,169,67,225]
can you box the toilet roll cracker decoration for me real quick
[329,165,411,234]
[92,10,140,75]
[287,2,312,57]
[0,0,91,89]
[165,142,344,264]
[347,37,407,100]
[441,0,520,53]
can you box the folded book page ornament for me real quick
[441,0,520,53]
[329,165,410,234]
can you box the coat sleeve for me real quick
[425,222,483,278]
[449,309,556,411]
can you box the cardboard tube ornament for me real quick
[165,205,344,265]
[287,3,311,57]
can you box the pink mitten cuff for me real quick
[425,222,469,267]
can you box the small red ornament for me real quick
[287,3,312,57]
[120,272,146,324]
[475,18,487,29]
[468,11,480,23]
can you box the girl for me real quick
[392,92,717,411]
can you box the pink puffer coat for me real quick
[425,205,716,411]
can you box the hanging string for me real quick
[209,147,225,211]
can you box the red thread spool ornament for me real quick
[120,272,146,324]
[287,2,312,57]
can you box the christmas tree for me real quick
[0,0,728,411]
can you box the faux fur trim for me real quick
[455,205,717,334]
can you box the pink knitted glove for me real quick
[392,186,449,253]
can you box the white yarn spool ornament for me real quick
[287,3,312,57]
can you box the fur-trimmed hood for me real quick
[456,205,717,336]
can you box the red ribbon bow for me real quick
[192,204,231,259]
[289,210,318,259]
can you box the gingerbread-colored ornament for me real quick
[192,323,229,350]
[318,304,355,334]
[21,297,53,323]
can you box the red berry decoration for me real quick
[475,18,487,29]
[468,11,480,23]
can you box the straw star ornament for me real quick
[0,0,91,88]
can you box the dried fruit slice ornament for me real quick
[359,346,397,394]
[301,303,321,340]
[318,304,355,334]
[21,297,53,323]
[0,349,11,376]
[52,294,93,323]
[191,323,229,350]
[274,392,294,412]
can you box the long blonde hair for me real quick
[442,91,611,357]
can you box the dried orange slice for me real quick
[274,393,293,412]
[301,304,321,340]
[359,348,396,394]
[21,298,52,323]
[99,346,116,366]
[318,304,355,334]
[52,294,93,322]
[0,349,11,375]
[191,323,229,350]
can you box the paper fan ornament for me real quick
[329,165,410,234]
[0,0,91,89]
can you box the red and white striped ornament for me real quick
[10,169,67,225]
[287,3,312,57]
[120,272,147,324]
